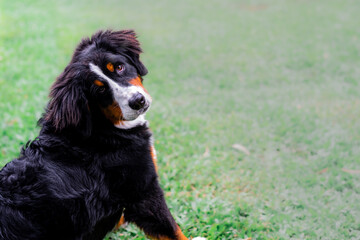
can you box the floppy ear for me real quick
[45,64,92,136]
[127,53,148,76]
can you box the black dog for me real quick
[0,30,201,240]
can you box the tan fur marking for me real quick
[107,62,114,72]
[94,80,104,87]
[150,146,158,173]
[114,214,126,230]
[100,101,123,125]
[129,76,148,93]
[174,227,188,240]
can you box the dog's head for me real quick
[44,30,151,135]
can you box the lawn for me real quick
[1,0,360,239]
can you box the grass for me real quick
[1,0,360,239]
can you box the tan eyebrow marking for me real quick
[94,79,104,86]
[107,62,114,72]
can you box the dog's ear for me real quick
[112,30,148,76]
[44,64,92,136]
[127,53,148,76]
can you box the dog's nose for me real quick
[129,93,146,110]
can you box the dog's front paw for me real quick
[192,237,207,240]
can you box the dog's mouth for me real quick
[114,111,148,129]
[99,98,150,126]
[99,90,151,129]
[122,104,150,121]
[142,104,150,113]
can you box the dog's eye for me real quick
[116,64,125,74]
[98,86,106,93]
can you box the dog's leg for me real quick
[82,209,123,240]
[123,182,189,240]
[115,146,205,239]
[114,144,158,231]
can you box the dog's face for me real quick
[87,53,151,124]
[44,30,151,134]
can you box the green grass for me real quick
[1,0,360,239]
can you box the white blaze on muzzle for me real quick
[89,63,151,128]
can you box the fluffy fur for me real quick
[0,30,193,240]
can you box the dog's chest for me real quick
[98,139,155,188]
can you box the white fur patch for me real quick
[89,63,151,129]
[114,115,148,129]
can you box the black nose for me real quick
[129,93,146,110]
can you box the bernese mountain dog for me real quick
[0,30,205,240]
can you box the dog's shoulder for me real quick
[0,143,42,187]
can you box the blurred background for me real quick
[0,0,359,239]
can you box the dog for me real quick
[0,30,204,240]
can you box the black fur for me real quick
[0,30,184,240]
